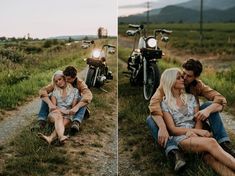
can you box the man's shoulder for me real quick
[194,79,205,88]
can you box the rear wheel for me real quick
[85,68,96,88]
[143,64,160,100]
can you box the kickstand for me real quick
[99,87,108,93]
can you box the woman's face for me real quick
[173,72,184,90]
[54,75,66,88]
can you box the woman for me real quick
[160,68,235,173]
[39,70,80,144]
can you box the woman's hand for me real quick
[186,130,198,138]
[58,108,70,115]
[194,129,212,137]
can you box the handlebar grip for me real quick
[128,24,144,29]
[155,29,172,34]
[126,30,138,36]
[102,44,116,49]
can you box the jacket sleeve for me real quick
[77,78,93,104]
[198,80,227,108]
[149,85,165,117]
[39,84,54,97]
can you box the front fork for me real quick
[143,57,147,85]
[93,67,99,87]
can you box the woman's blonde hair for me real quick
[160,68,187,110]
[52,70,73,97]
[52,70,65,86]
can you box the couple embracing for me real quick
[147,59,235,175]
[37,66,92,144]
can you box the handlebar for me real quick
[102,44,116,49]
[128,24,144,30]
[154,29,172,35]
[83,40,95,44]
[126,24,145,37]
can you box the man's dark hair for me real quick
[63,66,77,78]
[182,58,203,77]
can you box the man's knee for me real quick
[200,101,212,110]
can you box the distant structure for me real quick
[98,27,108,38]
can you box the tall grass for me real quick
[0,41,87,110]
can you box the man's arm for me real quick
[69,78,92,115]
[41,96,57,111]
[39,84,54,97]
[195,80,226,121]
[39,84,56,111]
[149,85,165,117]
[77,78,93,106]
[152,115,169,147]
[149,86,169,147]
[198,80,227,109]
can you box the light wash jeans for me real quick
[146,101,230,156]
[38,100,86,124]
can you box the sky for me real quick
[0,0,117,38]
[118,0,190,17]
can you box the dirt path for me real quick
[0,68,87,145]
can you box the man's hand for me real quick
[158,127,169,147]
[194,109,210,121]
[69,106,79,115]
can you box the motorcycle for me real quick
[85,44,115,88]
[126,24,172,100]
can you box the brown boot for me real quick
[169,149,186,171]
[70,121,80,135]
[220,141,235,158]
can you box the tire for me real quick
[143,64,160,100]
[85,68,96,88]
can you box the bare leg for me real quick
[203,154,235,176]
[180,137,235,170]
[64,118,71,128]
[49,111,67,142]
[38,130,57,144]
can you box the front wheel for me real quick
[143,64,160,100]
[85,68,96,88]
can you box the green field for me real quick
[0,39,92,112]
[119,23,235,55]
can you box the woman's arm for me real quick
[194,105,203,129]
[71,98,78,108]
[51,96,57,105]
[163,111,210,137]
[163,111,191,136]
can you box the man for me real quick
[147,58,235,171]
[37,66,92,134]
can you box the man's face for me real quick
[182,69,196,85]
[65,76,76,84]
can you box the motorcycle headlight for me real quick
[146,37,157,48]
[92,50,101,58]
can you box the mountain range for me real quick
[119,0,235,23]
